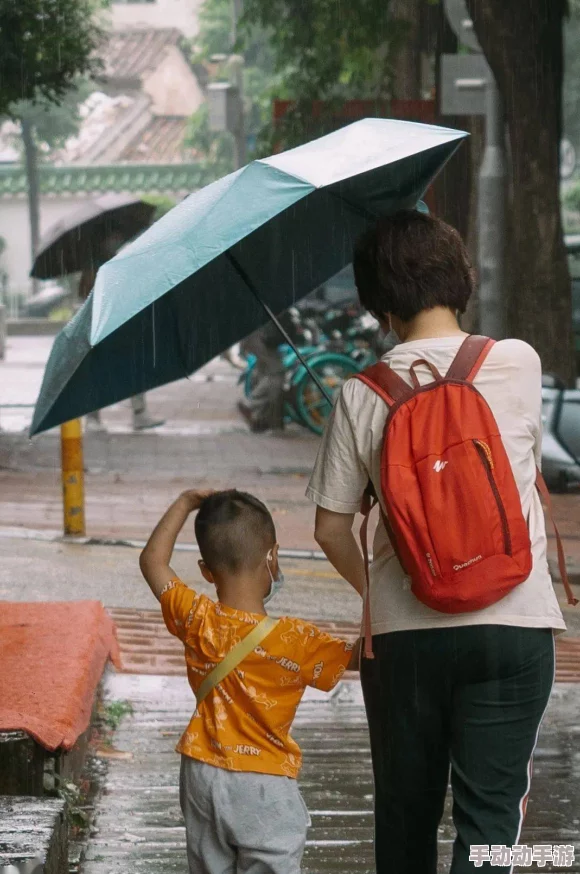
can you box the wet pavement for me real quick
[0,535,362,623]
[84,673,580,874]
[3,334,580,872]
[2,334,580,576]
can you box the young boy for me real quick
[140,488,359,874]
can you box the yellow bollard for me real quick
[61,418,86,537]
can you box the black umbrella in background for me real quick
[30,194,156,280]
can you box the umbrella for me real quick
[30,194,156,280]
[31,118,467,436]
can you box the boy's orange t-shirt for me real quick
[160,579,354,778]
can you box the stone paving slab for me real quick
[82,673,580,874]
[0,795,67,874]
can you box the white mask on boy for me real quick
[264,549,285,604]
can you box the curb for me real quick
[1,527,579,577]
[0,526,329,561]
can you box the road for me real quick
[2,334,580,568]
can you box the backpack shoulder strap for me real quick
[446,335,495,383]
[536,469,578,606]
[354,361,413,406]
[195,616,279,706]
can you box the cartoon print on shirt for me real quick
[160,584,353,778]
[312,661,324,684]
[280,753,298,778]
[331,665,346,686]
[245,684,277,710]
[278,674,303,687]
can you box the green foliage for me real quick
[241,0,401,152]
[55,777,89,830]
[193,0,234,60]
[141,194,178,222]
[187,0,278,172]
[10,78,93,155]
[185,103,234,182]
[564,183,580,211]
[0,0,106,118]
[243,0,393,99]
[101,699,134,732]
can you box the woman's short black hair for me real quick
[353,210,475,322]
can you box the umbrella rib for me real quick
[225,252,333,404]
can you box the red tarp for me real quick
[0,601,120,751]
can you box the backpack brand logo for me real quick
[433,460,448,473]
[453,555,483,572]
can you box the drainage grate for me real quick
[109,608,580,683]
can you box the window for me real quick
[558,396,580,461]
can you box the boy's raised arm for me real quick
[140,489,212,600]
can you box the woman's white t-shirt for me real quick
[306,336,566,635]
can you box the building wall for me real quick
[143,47,204,116]
[111,0,203,38]
[0,195,90,302]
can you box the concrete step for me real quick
[0,796,67,874]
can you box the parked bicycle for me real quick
[241,343,363,434]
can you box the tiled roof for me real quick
[100,28,185,85]
[51,92,139,165]
[118,116,196,164]
[0,164,211,197]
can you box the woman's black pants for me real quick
[360,625,555,874]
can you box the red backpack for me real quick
[356,335,577,658]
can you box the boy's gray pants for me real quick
[180,756,310,874]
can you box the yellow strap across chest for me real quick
[195,615,279,706]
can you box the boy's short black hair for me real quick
[353,210,475,322]
[195,490,276,574]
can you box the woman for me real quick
[306,210,566,873]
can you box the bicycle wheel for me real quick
[243,355,257,397]
[292,352,362,435]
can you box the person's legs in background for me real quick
[86,409,106,432]
[238,330,285,433]
[131,393,164,431]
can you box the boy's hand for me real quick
[180,489,214,512]
[141,490,212,601]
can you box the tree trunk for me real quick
[21,116,40,297]
[464,0,574,383]
[433,1,472,242]
[389,0,423,100]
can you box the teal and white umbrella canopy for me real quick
[31,118,467,436]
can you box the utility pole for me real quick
[207,2,246,168]
[230,0,246,168]
[21,116,40,298]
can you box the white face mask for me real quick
[264,549,285,604]
[382,327,401,350]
